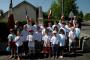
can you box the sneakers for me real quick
[55,56,58,59]
[51,56,55,59]
[59,56,63,58]
[52,56,58,59]
[17,56,21,60]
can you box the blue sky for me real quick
[76,0,90,14]
[0,0,90,14]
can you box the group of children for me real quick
[7,18,81,60]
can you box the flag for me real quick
[25,7,29,20]
[8,0,15,30]
[48,10,52,22]
[61,15,64,22]
[25,5,31,23]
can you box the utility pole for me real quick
[61,0,64,16]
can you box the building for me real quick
[1,1,43,23]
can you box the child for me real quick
[20,25,29,55]
[47,22,53,36]
[26,30,35,55]
[58,29,66,58]
[52,21,58,30]
[8,29,16,59]
[14,31,23,60]
[33,26,42,56]
[75,23,80,48]
[51,31,59,59]
[68,27,76,53]
[42,30,50,58]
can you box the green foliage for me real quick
[0,22,9,42]
[84,13,90,21]
[77,11,83,21]
[0,20,26,42]
[50,0,61,19]
[43,12,48,19]
[50,0,79,19]
[63,0,78,17]
[43,19,59,25]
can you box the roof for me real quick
[4,0,38,15]
[13,1,37,10]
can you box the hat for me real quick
[52,30,57,34]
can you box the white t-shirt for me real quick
[41,28,46,35]
[51,35,59,45]
[42,35,50,47]
[75,28,80,38]
[68,30,76,43]
[8,34,16,42]
[24,24,33,32]
[26,35,33,41]
[58,22,63,28]
[14,36,23,47]
[52,24,57,30]
[59,27,68,38]
[33,24,38,32]
[58,34,65,46]
[26,35,35,47]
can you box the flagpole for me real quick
[48,10,51,23]
[24,0,29,21]
[8,0,15,30]
[61,0,64,22]
[61,0,64,16]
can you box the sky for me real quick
[76,0,90,14]
[0,0,90,14]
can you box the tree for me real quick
[84,13,90,20]
[50,0,79,19]
[43,12,48,19]
[0,10,4,19]
[50,0,61,19]
[77,11,83,21]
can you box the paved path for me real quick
[0,53,90,60]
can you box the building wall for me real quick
[13,3,36,21]
[1,2,36,22]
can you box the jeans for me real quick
[52,44,58,57]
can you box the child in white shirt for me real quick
[14,31,23,60]
[42,30,50,57]
[58,29,66,58]
[51,31,59,58]
[20,25,29,55]
[8,29,16,59]
[26,30,35,55]
[75,23,80,48]
[33,26,42,55]
[68,27,76,53]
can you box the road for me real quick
[0,53,90,60]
